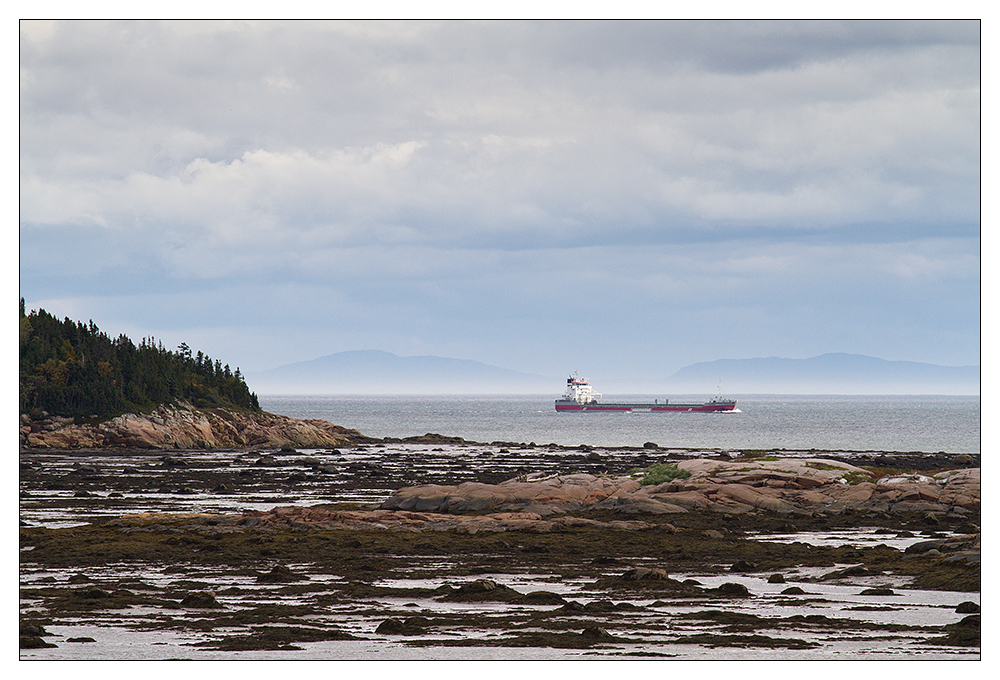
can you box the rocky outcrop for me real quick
[905,533,981,564]
[19,402,365,450]
[382,473,640,516]
[381,458,981,518]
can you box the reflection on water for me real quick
[21,542,980,660]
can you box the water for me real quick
[259,394,980,454]
[20,541,980,661]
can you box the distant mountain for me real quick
[247,350,555,394]
[665,353,979,395]
[247,350,980,396]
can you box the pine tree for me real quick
[19,301,261,419]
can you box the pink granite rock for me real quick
[381,458,980,518]
[20,402,362,450]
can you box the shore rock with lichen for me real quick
[19,402,366,450]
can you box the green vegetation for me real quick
[628,463,691,486]
[805,462,846,472]
[804,463,874,485]
[842,470,875,485]
[19,299,260,419]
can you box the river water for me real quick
[259,394,981,453]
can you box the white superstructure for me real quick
[562,372,601,405]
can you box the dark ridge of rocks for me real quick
[130,506,651,534]
[20,623,52,637]
[926,615,980,647]
[191,625,357,650]
[816,452,980,472]
[522,591,567,605]
[673,633,819,650]
[376,618,424,636]
[435,579,527,603]
[379,433,472,446]
[905,534,981,563]
[20,636,58,649]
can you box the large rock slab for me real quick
[380,458,980,517]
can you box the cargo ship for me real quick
[555,373,737,412]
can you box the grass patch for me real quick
[739,450,779,461]
[805,463,845,471]
[628,463,691,486]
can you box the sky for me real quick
[18,19,982,385]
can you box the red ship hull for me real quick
[555,400,736,412]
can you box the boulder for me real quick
[714,582,751,597]
[620,567,673,581]
[256,565,308,583]
[581,626,616,641]
[181,591,221,608]
[860,587,896,596]
[20,636,57,649]
[375,619,410,635]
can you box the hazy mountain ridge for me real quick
[247,350,554,394]
[664,353,979,395]
[248,350,979,395]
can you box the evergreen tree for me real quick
[19,300,260,419]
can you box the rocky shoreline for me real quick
[19,403,368,450]
[20,430,980,658]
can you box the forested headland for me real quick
[19,300,260,419]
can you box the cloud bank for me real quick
[19,20,980,384]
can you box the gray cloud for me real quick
[19,20,980,380]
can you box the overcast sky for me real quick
[18,19,981,384]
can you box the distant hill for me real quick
[665,353,979,395]
[247,350,980,396]
[247,350,554,394]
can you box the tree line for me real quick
[19,299,260,419]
